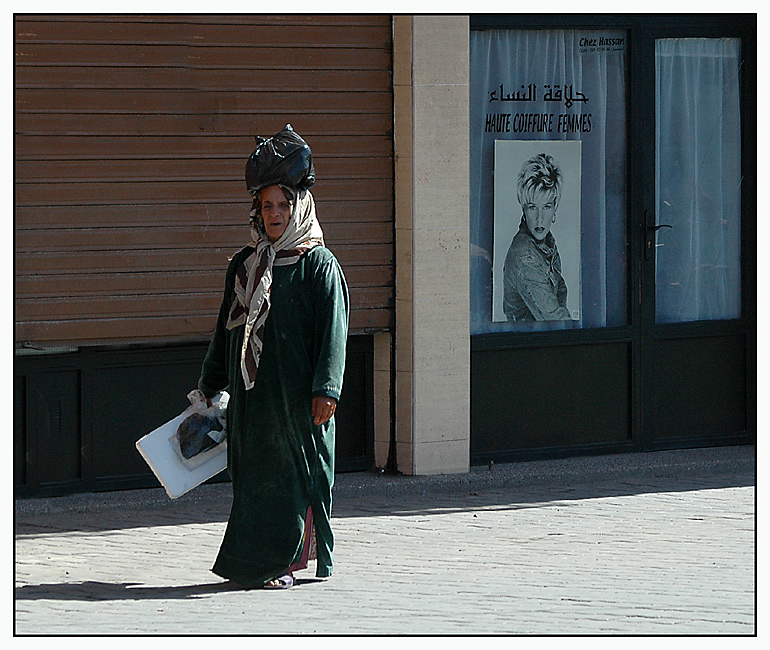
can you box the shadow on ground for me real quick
[15,446,755,536]
[15,577,327,603]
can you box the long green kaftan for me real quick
[198,244,349,586]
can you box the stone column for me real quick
[393,15,470,475]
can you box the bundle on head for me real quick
[245,124,315,195]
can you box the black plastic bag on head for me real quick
[245,124,315,194]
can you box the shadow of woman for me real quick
[15,577,324,602]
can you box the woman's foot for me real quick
[264,573,294,589]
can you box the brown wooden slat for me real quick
[14,244,393,273]
[15,222,393,251]
[349,309,391,331]
[15,112,393,137]
[14,178,394,206]
[14,135,393,159]
[16,15,393,27]
[17,294,223,319]
[14,89,392,115]
[15,265,393,299]
[14,248,239,273]
[15,307,391,344]
[15,316,222,343]
[350,287,394,310]
[14,156,394,182]
[16,67,392,93]
[15,18,392,48]
[14,201,394,228]
[14,226,246,251]
[16,286,391,320]
[16,270,221,297]
[14,43,392,71]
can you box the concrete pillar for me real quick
[393,15,470,475]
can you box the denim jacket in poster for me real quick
[502,219,572,321]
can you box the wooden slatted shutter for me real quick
[15,14,394,345]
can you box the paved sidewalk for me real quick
[14,445,756,635]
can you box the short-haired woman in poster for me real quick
[503,152,573,321]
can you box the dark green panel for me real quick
[91,354,205,480]
[652,335,746,440]
[14,375,26,486]
[26,370,81,484]
[15,335,374,496]
[334,335,373,470]
[471,342,631,458]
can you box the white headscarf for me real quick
[225,188,324,389]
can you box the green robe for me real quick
[198,244,349,586]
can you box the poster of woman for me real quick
[492,140,582,323]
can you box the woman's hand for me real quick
[312,396,338,425]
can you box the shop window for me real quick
[470,29,628,334]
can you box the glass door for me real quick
[654,38,742,324]
[641,35,752,447]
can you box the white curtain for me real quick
[655,38,742,323]
[470,30,628,334]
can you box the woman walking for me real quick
[198,125,349,589]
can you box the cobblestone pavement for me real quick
[14,446,756,635]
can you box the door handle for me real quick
[644,210,673,260]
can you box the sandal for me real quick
[264,573,294,589]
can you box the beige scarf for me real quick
[226,189,324,390]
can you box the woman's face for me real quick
[259,185,292,243]
[522,189,557,242]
